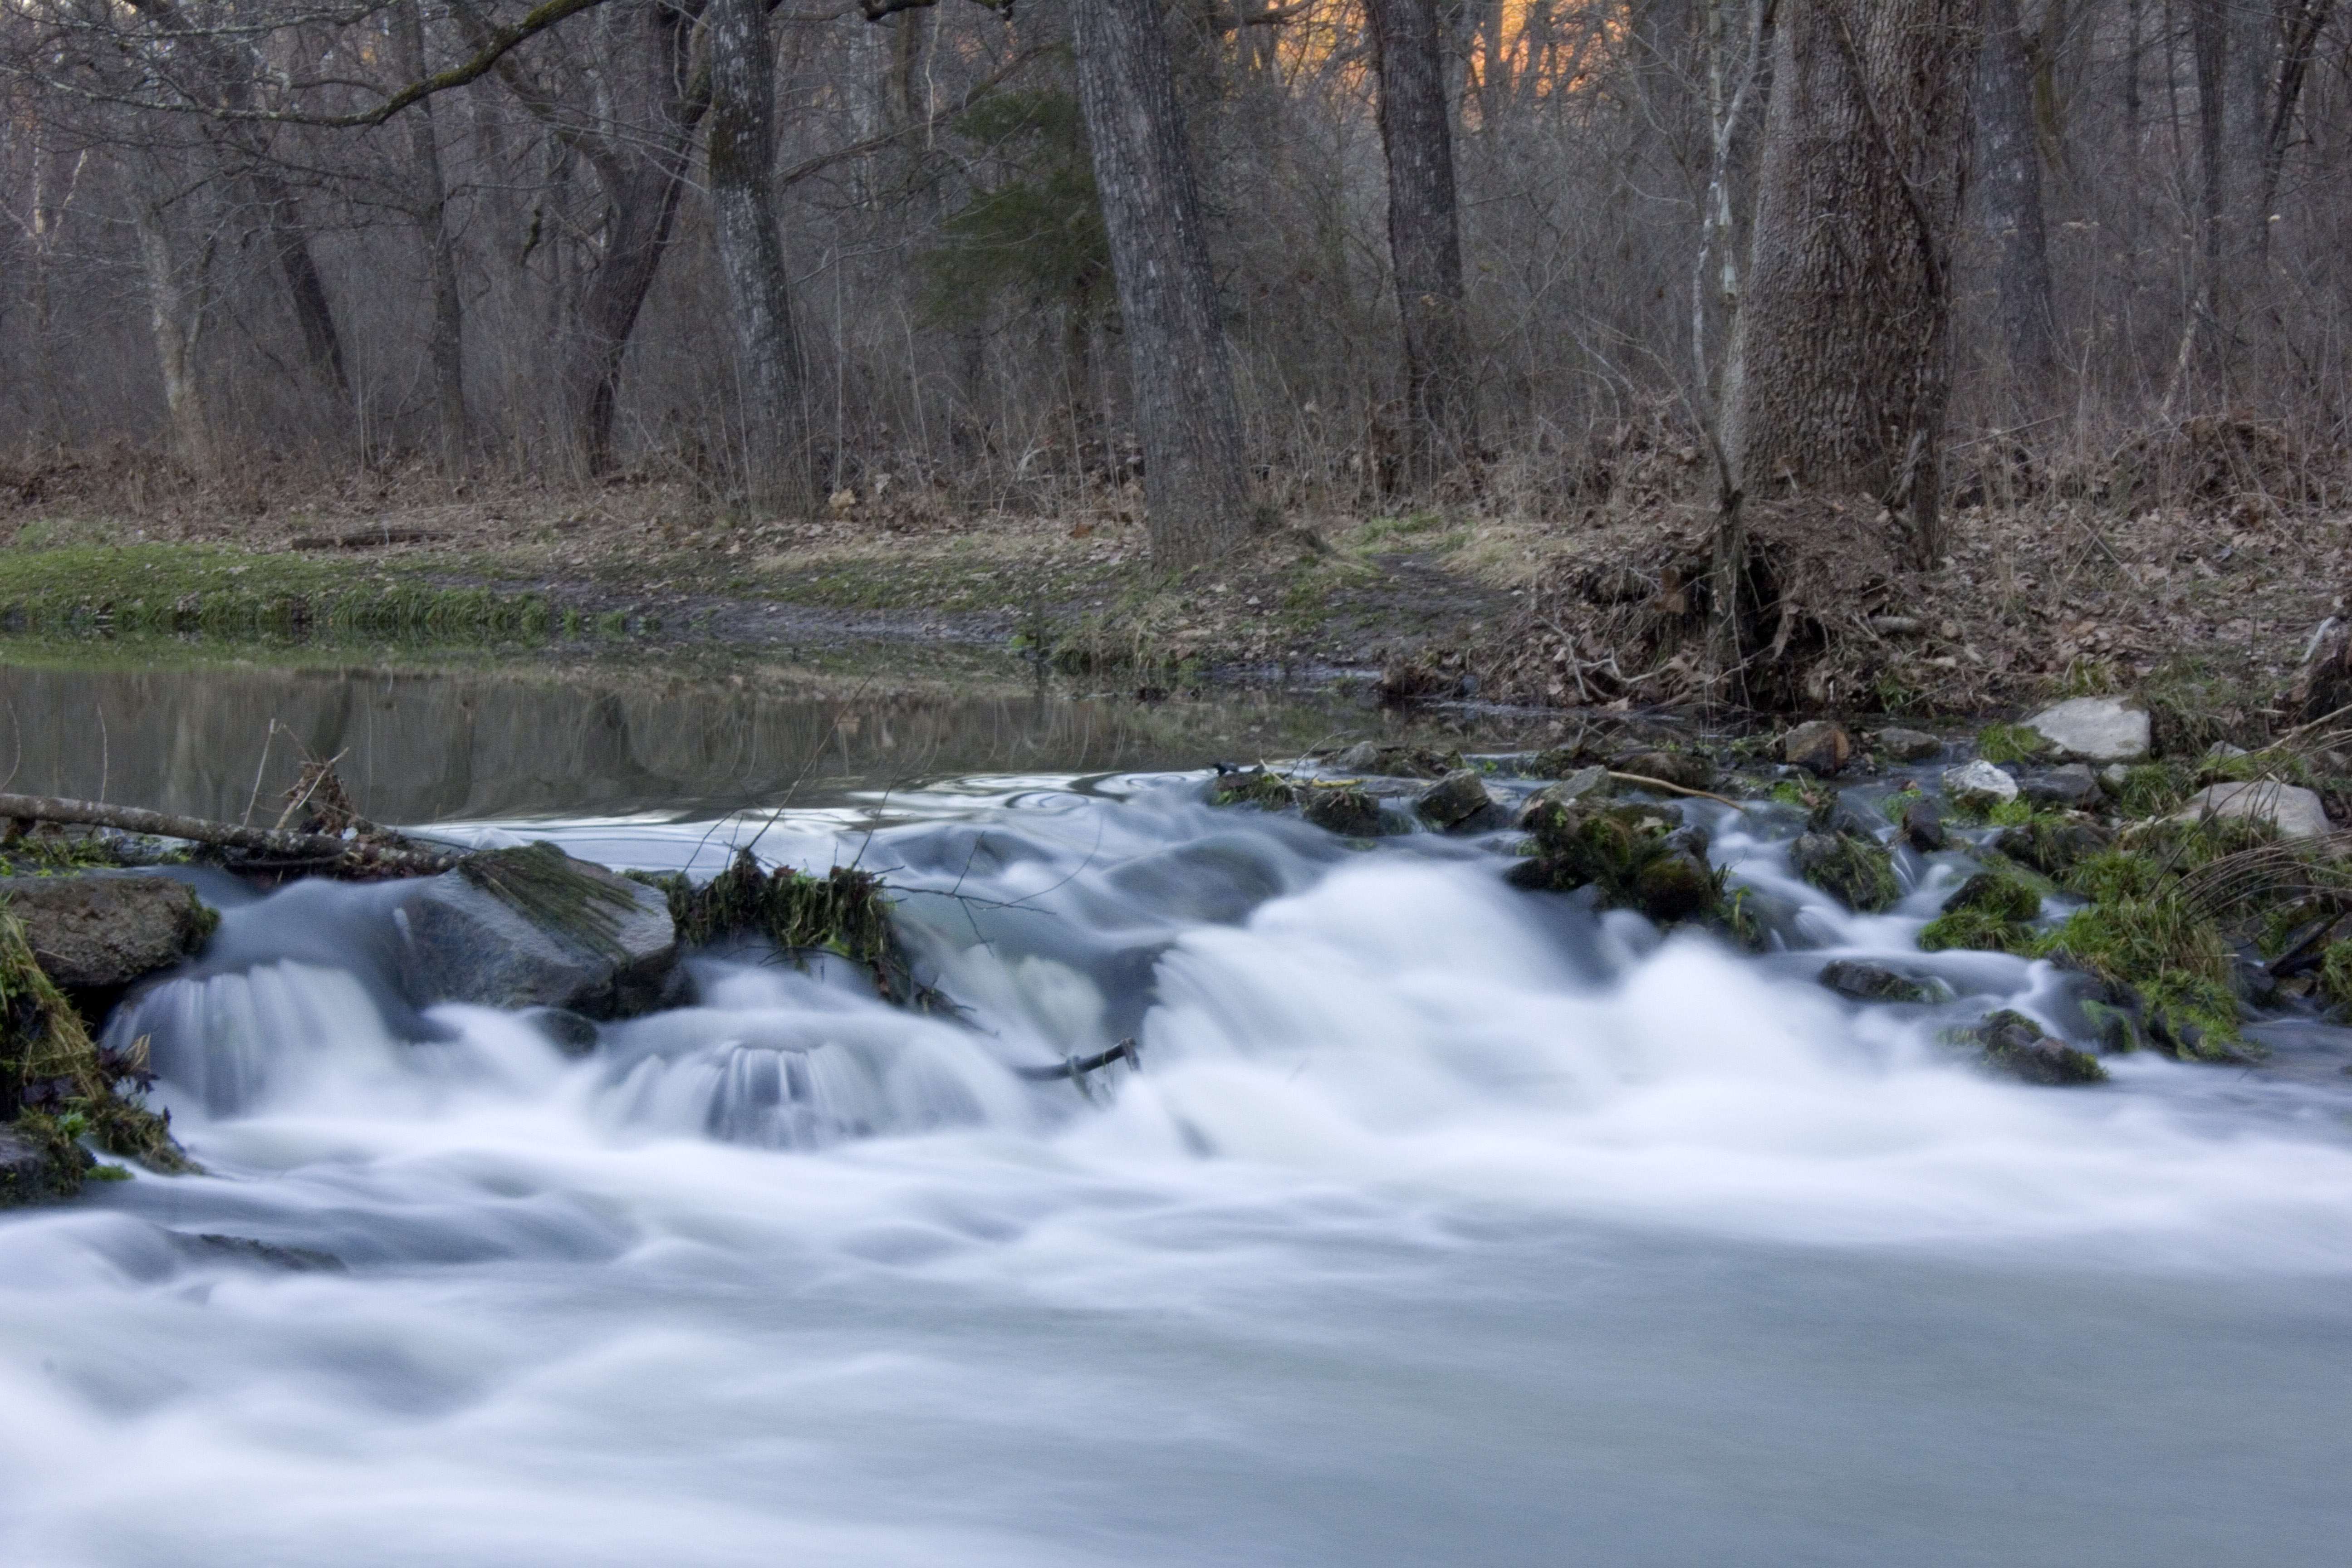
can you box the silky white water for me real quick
[3,771,2350,1567]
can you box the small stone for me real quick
[2022,697,2152,764]
[1331,742,1463,779]
[1941,759,2021,810]
[1900,797,1947,852]
[2020,763,2101,810]
[2172,781,2334,839]
[1415,769,1502,832]
[1875,728,1943,762]
[1818,960,1949,1005]
[2098,764,2131,796]
[1788,830,1901,912]
[1514,768,1612,829]
[1781,721,1852,777]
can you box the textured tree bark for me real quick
[1072,0,1255,567]
[2189,0,2229,338]
[706,0,814,513]
[133,201,214,472]
[1729,0,1980,570]
[1364,0,1474,486]
[253,172,351,401]
[1975,0,2058,407]
[392,0,470,470]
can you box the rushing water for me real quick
[2,691,2351,1565]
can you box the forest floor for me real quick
[0,442,2341,737]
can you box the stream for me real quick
[1,663,2349,1566]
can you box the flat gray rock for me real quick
[2024,697,2151,764]
[0,875,214,990]
[2173,781,2334,839]
[397,846,679,1019]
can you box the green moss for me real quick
[1880,785,1926,824]
[1919,907,2039,955]
[2036,897,2233,987]
[1207,769,1299,810]
[1987,797,2035,828]
[646,849,922,1005]
[459,842,643,965]
[2113,763,2193,818]
[1976,723,2052,765]
[1791,830,1902,912]
[1509,805,1729,927]
[1943,871,2043,923]
[0,904,192,1183]
[2063,849,2171,904]
[2319,940,2352,1014]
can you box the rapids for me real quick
[3,767,2349,1566]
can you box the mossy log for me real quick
[0,790,455,877]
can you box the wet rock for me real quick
[2098,763,2132,797]
[1208,768,1297,809]
[173,1233,347,1273]
[1632,849,1717,921]
[1900,797,1947,853]
[1941,759,2021,811]
[0,875,215,990]
[1416,769,1503,832]
[2172,781,2333,839]
[1330,742,1463,779]
[1994,812,2113,875]
[520,1006,602,1057]
[0,1126,74,1207]
[1818,960,1950,1005]
[2020,763,2101,810]
[1942,872,2042,922]
[1300,784,1393,838]
[398,844,680,1019]
[1514,768,1612,829]
[1780,721,1852,777]
[1874,727,1944,762]
[2023,697,2151,765]
[1612,749,1719,793]
[1962,1009,2107,1086]
[1788,830,1901,912]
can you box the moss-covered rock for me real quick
[0,904,191,1197]
[1416,769,1501,831]
[1960,1009,2107,1085]
[1510,803,1734,928]
[1975,723,2054,766]
[1208,768,1298,810]
[1919,906,2040,955]
[645,848,922,1005]
[1942,871,2043,923]
[1818,960,1951,1005]
[1996,809,2114,878]
[2032,897,2246,1059]
[1788,830,1902,912]
[1299,783,1393,837]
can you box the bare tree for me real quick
[392,0,470,471]
[1071,0,1255,565]
[1977,0,2059,407]
[1364,0,1473,484]
[1728,0,1982,570]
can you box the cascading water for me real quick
[3,767,2349,1567]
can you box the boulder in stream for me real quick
[1873,728,1944,763]
[1780,721,1852,777]
[0,875,216,991]
[1416,769,1504,832]
[1961,1010,2107,1086]
[0,1125,78,1206]
[1818,960,1950,1006]
[398,843,680,1019]
[1941,760,2021,811]
[1299,783,1392,838]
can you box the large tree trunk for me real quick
[1072,0,1255,567]
[1728,0,1980,571]
[706,0,813,513]
[2190,0,2229,349]
[1975,0,2058,409]
[1364,0,1474,485]
[251,171,350,402]
[133,200,214,471]
[392,0,469,471]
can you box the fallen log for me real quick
[0,792,458,877]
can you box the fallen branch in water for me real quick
[1014,1039,1140,1082]
[1604,773,1753,813]
[0,792,458,877]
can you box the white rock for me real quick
[2173,781,2334,840]
[1941,760,2021,809]
[2023,697,2151,764]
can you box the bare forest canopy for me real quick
[2,1,2349,570]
